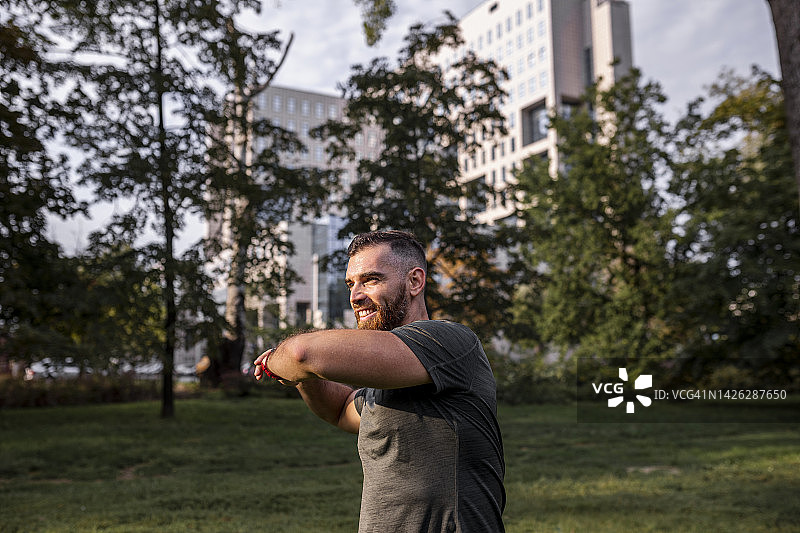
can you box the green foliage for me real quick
[512,69,675,361]
[353,0,396,46]
[0,5,88,363]
[488,351,574,405]
[669,68,800,384]
[0,376,161,408]
[317,12,515,339]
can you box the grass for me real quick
[1,398,798,532]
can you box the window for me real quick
[540,70,548,88]
[257,92,266,110]
[301,122,309,137]
[287,97,296,113]
[497,46,503,61]
[519,81,526,98]
[538,20,546,37]
[355,132,364,144]
[528,77,536,93]
[316,146,324,161]
[496,23,502,39]
[478,35,483,50]
[517,34,523,50]
[506,17,512,32]
[287,119,296,132]
[506,40,513,57]
[516,10,522,26]
[527,52,535,68]
[527,27,534,44]
[537,0,544,12]
[521,101,548,146]
[301,100,310,116]
[527,2,533,18]
[487,30,492,45]
[367,132,377,147]
[315,102,324,118]
[510,137,516,152]
[517,58,524,75]
[272,94,282,112]
[328,104,337,119]
[539,46,546,63]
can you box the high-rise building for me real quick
[450,0,633,223]
[223,86,381,332]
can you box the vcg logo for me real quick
[591,368,653,414]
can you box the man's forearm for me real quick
[296,380,359,433]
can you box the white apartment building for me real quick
[450,0,632,223]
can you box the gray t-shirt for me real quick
[353,320,506,533]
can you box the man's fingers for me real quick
[252,348,274,381]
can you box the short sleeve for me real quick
[391,320,484,393]
[353,387,367,415]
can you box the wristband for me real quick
[259,350,286,381]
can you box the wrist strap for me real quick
[260,350,286,381]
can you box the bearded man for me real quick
[254,230,505,533]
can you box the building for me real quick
[219,86,382,334]
[450,0,633,223]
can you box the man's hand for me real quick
[253,348,298,386]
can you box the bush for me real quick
[0,375,160,408]
[489,350,575,405]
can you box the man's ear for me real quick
[407,267,426,297]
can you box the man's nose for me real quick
[349,283,365,306]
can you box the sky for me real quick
[50,0,781,253]
[248,0,779,118]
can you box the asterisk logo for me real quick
[608,368,653,414]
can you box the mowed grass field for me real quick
[1,396,798,532]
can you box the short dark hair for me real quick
[347,230,427,274]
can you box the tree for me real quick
[316,11,514,340]
[200,36,337,389]
[669,68,799,385]
[766,0,800,213]
[511,69,675,364]
[0,5,86,365]
[353,0,397,46]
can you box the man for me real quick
[254,230,505,532]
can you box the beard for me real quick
[354,287,410,331]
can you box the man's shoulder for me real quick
[392,320,481,349]
[394,319,475,335]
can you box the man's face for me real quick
[345,244,410,331]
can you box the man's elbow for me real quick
[277,336,314,381]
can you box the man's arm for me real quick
[258,329,432,389]
[253,329,431,434]
[296,382,361,434]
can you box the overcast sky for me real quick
[51,0,781,253]
[248,0,779,119]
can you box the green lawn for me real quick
[1,397,798,532]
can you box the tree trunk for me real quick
[155,0,176,418]
[767,0,800,214]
